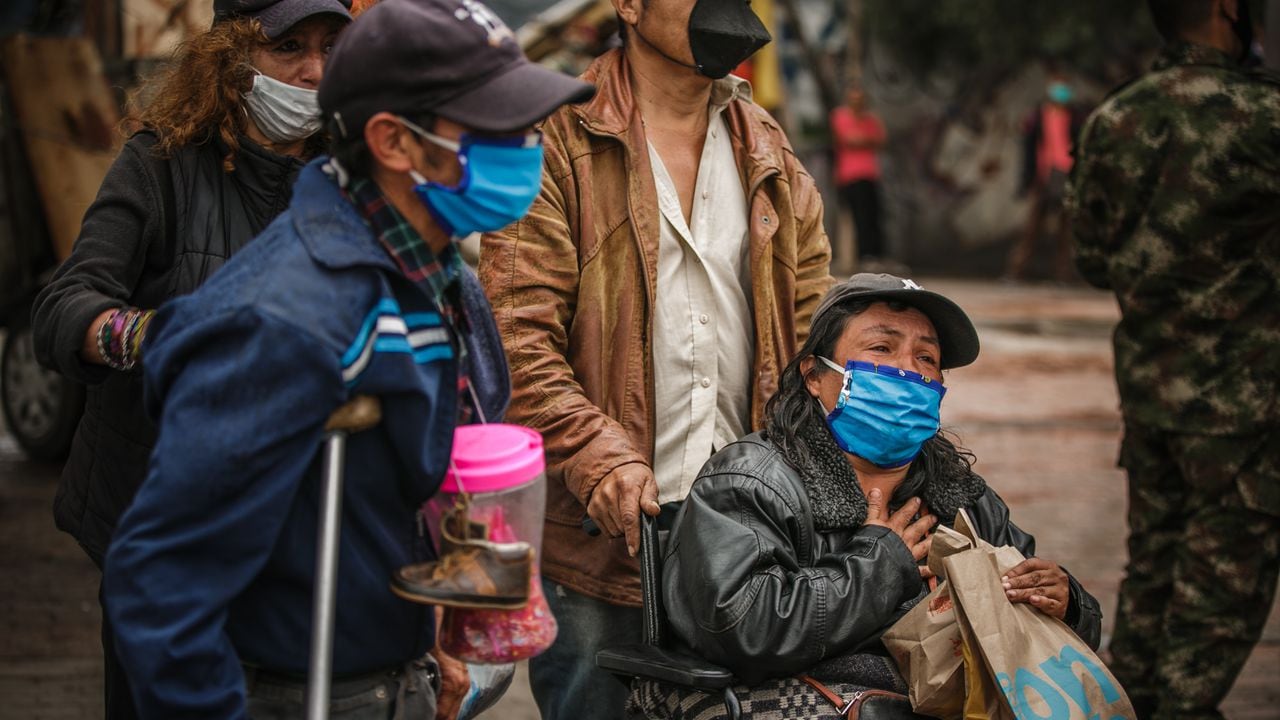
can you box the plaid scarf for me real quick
[345,177,473,422]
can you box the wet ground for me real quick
[1,278,1276,719]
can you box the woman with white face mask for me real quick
[30,2,351,717]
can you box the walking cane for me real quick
[307,395,382,720]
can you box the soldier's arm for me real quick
[1066,118,1115,290]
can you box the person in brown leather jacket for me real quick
[479,0,832,716]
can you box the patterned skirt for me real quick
[625,653,914,720]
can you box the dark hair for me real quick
[764,297,976,480]
[1146,0,1214,42]
[892,431,978,509]
[327,111,436,181]
[766,297,877,469]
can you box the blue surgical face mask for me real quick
[400,117,545,237]
[817,357,946,469]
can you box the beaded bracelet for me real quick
[124,312,140,358]
[134,311,155,359]
[120,312,139,366]
[110,309,130,363]
[96,307,154,371]
[96,309,119,369]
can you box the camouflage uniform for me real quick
[1066,42,1280,720]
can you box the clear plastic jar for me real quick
[426,424,557,664]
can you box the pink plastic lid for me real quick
[441,424,546,493]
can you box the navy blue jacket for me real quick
[103,160,510,719]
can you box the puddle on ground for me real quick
[977,317,1113,339]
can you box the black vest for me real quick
[54,132,303,566]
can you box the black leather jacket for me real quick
[661,431,1103,685]
[33,131,302,566]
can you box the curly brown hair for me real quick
[127,18,324,172]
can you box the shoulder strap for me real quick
[799,676,919,718]
[799,675,856,715]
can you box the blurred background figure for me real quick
[1004,68,1086,283]
[830,83,888,272]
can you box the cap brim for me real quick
[434,60,596,134]
[817,286,980,369]
[256,0,351,39]
[872,289,979,369]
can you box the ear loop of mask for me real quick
[817,356,848,374]
[811,355,850,417]
[398,115,465,191]
[399,115,461,152]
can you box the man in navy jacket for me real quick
[102,1,593,717]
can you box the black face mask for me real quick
[634,0,772,80]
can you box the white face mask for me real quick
[243,72,321,144]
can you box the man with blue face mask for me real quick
[101,1,594,718]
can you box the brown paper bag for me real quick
[883,520,976,718]
[883,577,965,718]
[956,602,1017,720]
[943,511,1136,720]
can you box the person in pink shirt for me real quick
[1005,71,1087,281]
[830,85,887,266]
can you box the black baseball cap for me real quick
[318,0,596,138]
[214,0,352,39]
[814,273,981,369]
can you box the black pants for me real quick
[100,581,139,719]
[841,180,884,260]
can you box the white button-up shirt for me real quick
[647,80,754,503]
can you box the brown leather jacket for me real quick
[480,50,832,606]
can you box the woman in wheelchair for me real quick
[633,274,1103,718]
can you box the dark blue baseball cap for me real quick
[318,0,596,137]
[214,0,352,39]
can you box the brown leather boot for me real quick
[390,514,534,609]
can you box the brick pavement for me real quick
[1,279,1276,719]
